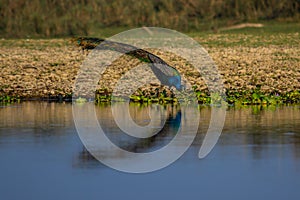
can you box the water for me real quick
[0,102,299,200]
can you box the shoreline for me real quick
[0,38,299,105]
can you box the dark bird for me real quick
[74,37,184,91]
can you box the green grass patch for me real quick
[0,95,21,103]
[0,39,69,49]
[187,22,300,47]
[93,87,300,106]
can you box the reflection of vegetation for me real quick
[230,102,282,114]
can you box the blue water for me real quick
[0,102,299,200]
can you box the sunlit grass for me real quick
[0,22,299,104]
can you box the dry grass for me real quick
[0,31,299,101]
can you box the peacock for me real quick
[75,37,184,91]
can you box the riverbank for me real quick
[1,28,299,105]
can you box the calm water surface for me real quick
[0,102,300,200]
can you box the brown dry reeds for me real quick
[0,0,299,37]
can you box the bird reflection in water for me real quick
[75,105,182,167]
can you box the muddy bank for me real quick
[0,38,299,104]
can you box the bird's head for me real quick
[169,75,185,91]
[76,37,83,45]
